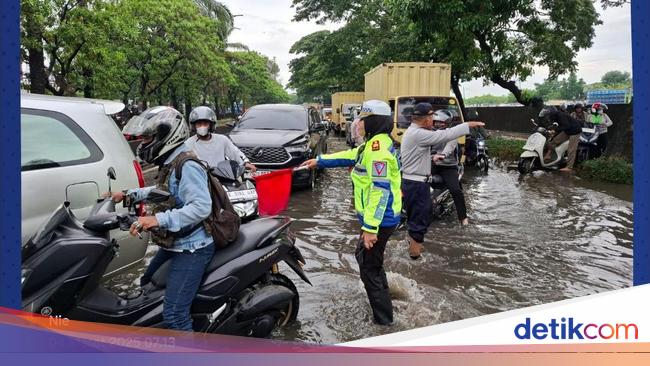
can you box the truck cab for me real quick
[390,95,465,145]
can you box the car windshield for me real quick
[235,108,307,131]
[396,97,463,129]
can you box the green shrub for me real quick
[577,156,633,185]
[486,137,526,162]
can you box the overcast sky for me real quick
[221,1,632,98]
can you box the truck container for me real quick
[364,62,452,102]
[586,89,632,105]
[331,91,364,135]
[364,62,459,143]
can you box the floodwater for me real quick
[106,137,633,344]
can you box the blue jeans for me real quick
[140,243,215,331]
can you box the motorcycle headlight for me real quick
[478,141,485,147]
[21,268,32,286]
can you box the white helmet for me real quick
[359,100,391,118]
[133,106,189,165]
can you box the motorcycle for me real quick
[21,168,310,337]
[517,119,569,174]
[399,154,464,228]
[464,132,489,173]
[211,160,258,221]
[576,122,602,163]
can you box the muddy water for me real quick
[107,137,633,344]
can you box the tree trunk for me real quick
[24,17,48,94]
[451,73,467,119]
[170,86,180,111]
[83,68,94,98]
[214,95,220,119]
[184,97,192,121]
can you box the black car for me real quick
[229,104,328,189]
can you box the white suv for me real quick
[21,93,148,276]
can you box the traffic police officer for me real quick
[301,100,401,325]
[400,103,485,259]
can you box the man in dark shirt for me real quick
[539,107,582,172]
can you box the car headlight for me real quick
[285,143,309,153]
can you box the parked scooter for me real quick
[518,119,569,174]
[21,168,310,337]
[211,160,258,221]
[576,122,603,163]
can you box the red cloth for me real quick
[253,169,293,216]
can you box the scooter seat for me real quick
[150,217,285,288]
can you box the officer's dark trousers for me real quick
[403,179,432,243]
[355,226,397,325]
[431,165,468,222]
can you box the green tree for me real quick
[291,0,627,110]
[21,0,109,95]
[601,70,631,86]
[289,3,427,103]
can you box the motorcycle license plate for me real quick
[254,170,272,176]
[227,189,258,202]
[582,127,595,133]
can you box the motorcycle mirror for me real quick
[107,167,117,180]
[107,167,117,194]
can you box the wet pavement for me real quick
[107,137,633,344]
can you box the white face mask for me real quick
[196,126,210,136]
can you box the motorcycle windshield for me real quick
[210,160,243,181]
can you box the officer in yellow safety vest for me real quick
[300,100,401,325]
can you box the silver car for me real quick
[21,93,148,276]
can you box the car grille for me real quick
[240,146,291,165]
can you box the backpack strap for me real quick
[172,151,207,181]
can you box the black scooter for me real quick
[21,168,310,337]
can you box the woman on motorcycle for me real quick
[430,112,469,226]
[589,102,614,154]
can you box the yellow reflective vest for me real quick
[317,133,401,233]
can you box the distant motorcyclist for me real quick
[588,102,613,154]
[570,103,588,122]
[430,112,470,226]
[539,106,582,172]
[400,103,485,259]
[184,106,257,173]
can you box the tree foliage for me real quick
[289,0,627,110]
[21,0,287,118]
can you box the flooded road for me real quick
[107,137,633,344]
